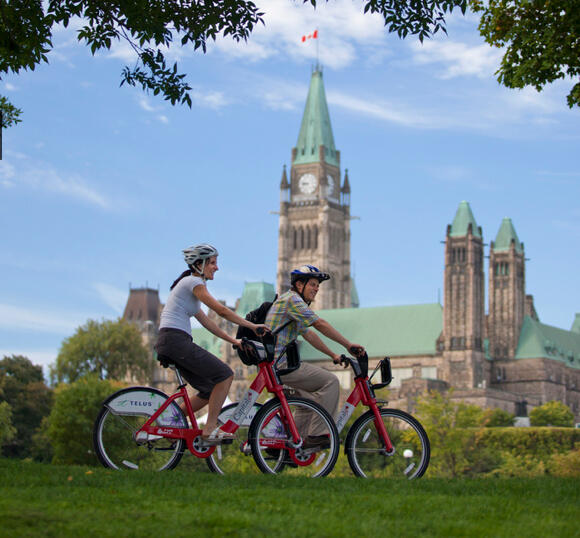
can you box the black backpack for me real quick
[235,297,295,367]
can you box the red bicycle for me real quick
[93,337,340,477]
[336,353,430,479]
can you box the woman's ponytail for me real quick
[170,269,192,290]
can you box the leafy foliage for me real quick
[45,375,124,465]
[529,400,575,427]
[0,401,17,449]
[482,406,515,427]
[471,0,580,107]
[0,355,53,458]
[415,389,486,477]
[50,318,151,384]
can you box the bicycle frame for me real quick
[137,355,305,460]
[335,356,394,453]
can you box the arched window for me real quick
[293,228,297,249]
[300,227,305,250]
[306,226,311,249]
[313,226,318,249]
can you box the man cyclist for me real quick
[265,264,365,449]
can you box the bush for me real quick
[483,408,515,427]
[529,400,574,427]
[549,449,580,477]
[45,376,125,465]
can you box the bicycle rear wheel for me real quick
[93,387,186,471]
[206,402,267,474]
[345,408,430,479]
[249,397,339,477]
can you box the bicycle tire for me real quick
[249,397,339,477]
[206,402,270,474]
[345,408,430,479]
[93,386,186,471]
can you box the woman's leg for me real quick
[202,375,233,436]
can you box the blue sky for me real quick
[1,1,578,376]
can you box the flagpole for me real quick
[316,28,319,71]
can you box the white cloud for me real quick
[0,303,87,334]
[411,39,503,79]
[0,155,113,210]
[191,90,229,109]
[209,0,387,69]
[93,283,128,314]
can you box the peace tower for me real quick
[276,68,352,309]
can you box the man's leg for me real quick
[281,363,339,436]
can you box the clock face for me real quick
[298,173,318,195]
[326,174,335,196]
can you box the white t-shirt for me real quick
[159,275,205,334]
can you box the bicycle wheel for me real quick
[93,387,186,471]
[345,408,430,479]
[249,397,339,477]
[206,402,266,474]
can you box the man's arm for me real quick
[303,330,341,364]
[311,318,365,357]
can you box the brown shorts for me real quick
[155,327,233,400]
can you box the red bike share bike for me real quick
[214,352,430,479]
[93,334,340,477]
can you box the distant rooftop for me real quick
[449,201,481,238]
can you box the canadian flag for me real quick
[301,30,318,42]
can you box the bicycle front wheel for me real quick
[345,408,430,479]
[206,402,264,475]
[249,397,339,478]
[93,387,186,471]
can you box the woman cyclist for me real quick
[155,243,268,443]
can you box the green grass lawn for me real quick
[0,458,578,538]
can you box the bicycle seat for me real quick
[157,354,176,369]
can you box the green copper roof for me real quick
[514,316,580,369]
[572,314,580,334]
[191,327,223,357]
[236,281,276,316]
[299,303,442,360]
[449,201,481,238]
[293,69,338,167]
[493,217,523,253]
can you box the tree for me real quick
[0,0,466,127]
[529,400,575,427]
[51,318,152,384]
[0,402,17,450]
[45,375,123,465]
[0,355,53,458]
[471,0,580,108]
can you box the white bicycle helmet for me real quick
[183,243,218,275]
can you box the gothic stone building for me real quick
[123,68,580,421]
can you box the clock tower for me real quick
[276,68,352,309]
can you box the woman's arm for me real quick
[193,284,267,334]
[194,309,239,346]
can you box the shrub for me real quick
[45,375,125,465]
[529,400,574,427]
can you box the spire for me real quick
[449,201,482,238]
[493,217,523,253]
[280,164,289,189]
[341,169,350,193]
[293,69,338,167]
